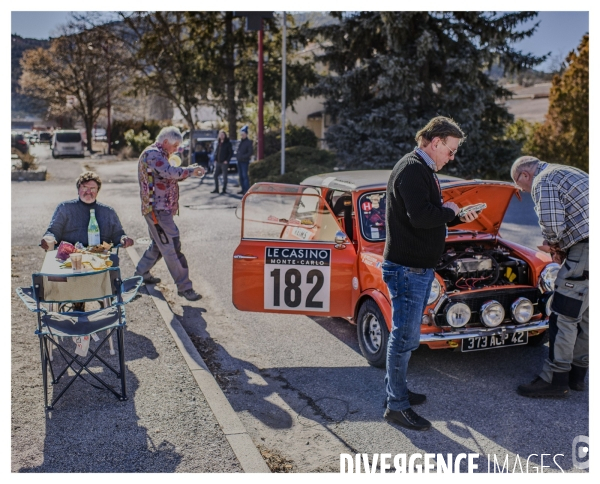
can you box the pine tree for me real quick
[307,12,544,179]
[529,35,588,172]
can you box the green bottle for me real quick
[88,209,101,246]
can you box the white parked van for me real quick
[51,130,85,158]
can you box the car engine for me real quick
[436,243,529,291]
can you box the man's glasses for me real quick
[80,186,98,193]
[514,171,525,189]
[440,140,458,157]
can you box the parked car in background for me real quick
[232,171,556,367]
[38,131,52,144]
[51,130,85,158]
[27,132,39,144]
[93,128,107,142]
[11,131,30,155]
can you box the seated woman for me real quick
[40,171,134,250]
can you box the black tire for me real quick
[528,331,549,346]
[357,299,389,368]
[52,148,58,159]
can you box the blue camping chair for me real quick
[16,267,142,410]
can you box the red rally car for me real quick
[232,171,558,367]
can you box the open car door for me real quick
[233,183,358,317]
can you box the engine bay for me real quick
[436,242,530,291]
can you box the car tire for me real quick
[52,148,58,159]
[527,331,548,347]
[357,299,389,368]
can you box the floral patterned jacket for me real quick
[138,142,193,216]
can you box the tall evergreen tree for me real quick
[307,12,544,179]
[529,34,588,172]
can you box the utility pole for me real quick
[234,12,274,161]
[281,12,286,175]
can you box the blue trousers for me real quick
[382,261,434,411]
[238,161,250,194]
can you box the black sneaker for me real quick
[383,390,426,408]
[210,189,219,194]
[142,275,161,284]
[221,189,227,194]
[384,407,431,431]
[178,289,202,301]
[517,374,569,398]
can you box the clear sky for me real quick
[11,10,589,72]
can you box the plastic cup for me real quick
[70,253,83,272]
[43,235,56,251]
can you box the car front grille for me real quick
[434,287,542,327]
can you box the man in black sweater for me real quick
[382,116,479,431]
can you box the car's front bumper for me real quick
[420,318,549,343]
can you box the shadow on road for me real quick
[19,329,183,473]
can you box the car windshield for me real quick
[56,132,82,143]
[358,191,386,242]
[241,187,341,242]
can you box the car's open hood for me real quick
[441,180,519,236]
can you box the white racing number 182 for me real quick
[264,247,331,312]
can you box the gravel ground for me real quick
[11,245,242,473]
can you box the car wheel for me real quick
[52,149,58,159]
[527,331,548,346]
[357,299,389,368]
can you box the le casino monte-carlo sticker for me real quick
[264,247,331,312]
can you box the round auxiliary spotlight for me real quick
[480,300,505,328]
[445,302,471,328]
[511,297,534,323]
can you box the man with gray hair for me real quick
[512,156,589,398]
[135,126,205,301]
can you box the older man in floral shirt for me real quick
[135,126,205,301]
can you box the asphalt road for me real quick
[12,145,588,473]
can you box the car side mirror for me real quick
[335,230,348,245]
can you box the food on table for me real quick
[56,241,77,261]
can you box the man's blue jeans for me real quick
[382,260,434,411]
[238,161,250,193]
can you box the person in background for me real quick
[134,126,206,301]
[382,116,479,431]
[41,171,134,249]
[211,129,232,194]
[512,156,589,398]
[236,125,253,195]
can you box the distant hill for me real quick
[292,12,338,28]
[11,35,50,118]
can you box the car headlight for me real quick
[445,302,471,328]
[511,297,534,323]
[480,300,505,327]
[539,263,560,292]
[427,278,441,305]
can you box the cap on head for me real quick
[240,125,249,134]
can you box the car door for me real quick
[233,183,358,317]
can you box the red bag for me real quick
[56,241,76,261]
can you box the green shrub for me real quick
[111,119,165,154]
[263,125,319,157]
[249,145,336,185]
[124,129,153,157]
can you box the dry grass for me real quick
[257,445,295,473]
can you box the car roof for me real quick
[301,170,464,192]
